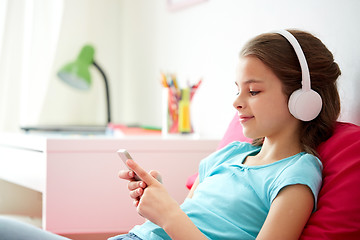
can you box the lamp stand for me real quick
[92,60,111,124]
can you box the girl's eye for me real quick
[249,91,260,96]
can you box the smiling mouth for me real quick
[239,116,254,123]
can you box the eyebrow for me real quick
[235,79,264,86]
[244,79,263,84]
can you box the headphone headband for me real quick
[275,30,311,91]
[274,30,322,121]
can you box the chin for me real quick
[243,129,263,142]
[242,129,255,139]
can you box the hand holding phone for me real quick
[117,149,141,181]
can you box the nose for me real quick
[233,93,245,110]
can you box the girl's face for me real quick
[233,56,298,141]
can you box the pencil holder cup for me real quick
[162,87,194,135]
[161,72,202,136]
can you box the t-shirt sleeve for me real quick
[269,154,323,211]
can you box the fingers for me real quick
[126,159,157,185]
[118,169,137,180]
[128,181,146,191]
[130,187,144,200]
[119,165,148,203]
[119,159,163,210]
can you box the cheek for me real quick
[257,97,290,118]
[275,102,293,123]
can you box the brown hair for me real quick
[240,29,341,156]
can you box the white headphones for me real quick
[275,30,322,121]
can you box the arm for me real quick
[126,159,208,240]
[256,184,314,240]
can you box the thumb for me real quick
[126,159,157,186]
[149,170,163,183]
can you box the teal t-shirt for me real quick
[130,142,323,240]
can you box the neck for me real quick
[258,137,302,161]
[249,124,303,165]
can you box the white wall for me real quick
[38,0,124,126]
[115,0,360,138]
[37,0,360,138]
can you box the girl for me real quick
[111,29,341,240]
[0,29,341,240]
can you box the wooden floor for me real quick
[60,232,123,240]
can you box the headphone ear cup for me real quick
[288,89,323,121]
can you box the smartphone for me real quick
[117,149,141,181]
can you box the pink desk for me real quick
[0,134,219,234]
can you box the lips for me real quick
[238,114,254,123]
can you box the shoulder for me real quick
[270,153,323,208]
[276,153,323,183]
[284,153,323,176]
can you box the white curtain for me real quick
[0,0,63,132]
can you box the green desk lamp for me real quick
[57,45,111,124]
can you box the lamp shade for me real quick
[57,45,95,90]
[57,44,112,124]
